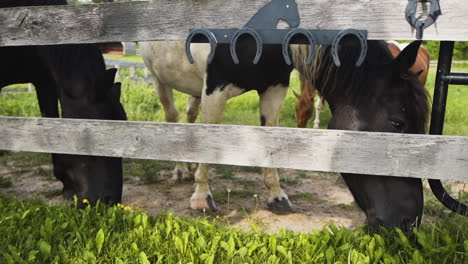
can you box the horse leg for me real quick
[35,81,74,198]
[313,96,323,129]
[191,83,243,211]
[186,95,201,171]
[154,82,190,182]
[186,95,201,123]
[259,84,293,213]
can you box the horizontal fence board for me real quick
[0,117,466,181]
[1,0,468,47]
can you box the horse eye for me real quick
[391,120,405,131]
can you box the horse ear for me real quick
[393,40,421,74]
[292,90,300,99]
[107,82,122,100]
[308,92,315,101]
[105,68,118,85]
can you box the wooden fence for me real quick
[0,0,467,181]
[104,59,149,81]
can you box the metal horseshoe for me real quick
[185,29,218,64]
[331,29,367,67]
[230,28,263,64]
[405,0,442,39]
[282,28,317,66]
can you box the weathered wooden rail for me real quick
[0,117,466,181]
[104,59,150,81]
[0,1,467,182]
[1,0,468,47]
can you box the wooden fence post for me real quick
[130,66,136,79]
[115,64,120,81]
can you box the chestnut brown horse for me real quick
[387,41,430,85]
[293,73,323,128]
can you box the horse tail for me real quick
[429,179,467,216]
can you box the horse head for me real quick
[310,40,430,232]
[59,68,127,207]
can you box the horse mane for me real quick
[404,71,430,134]
[39,44,109,100]
[292,40,430,133]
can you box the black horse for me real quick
[0,0,126,205]
[294,39,468,231]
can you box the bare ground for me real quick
[0,155,465,233]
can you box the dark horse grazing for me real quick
[0,0,127,206]
[294,39,468,231]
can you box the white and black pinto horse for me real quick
[141,40,295,213]
[141,0,299,214]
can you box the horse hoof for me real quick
[190,195,217,212]
[267,197,294,214]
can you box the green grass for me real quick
[289,192,318,201]
[0,152,51,169]
[123,159,173,184]
[280,177,299,186]
[0,195,466,264]
[103,54,144,63]
[426,64,468,136]
[0,177,13,188]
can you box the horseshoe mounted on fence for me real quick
[282,28,317,66]
[405,0,442,39]
[185,0,368,67]
[331,29,368,67]
[230,28,263,64]
[185,29,218,64]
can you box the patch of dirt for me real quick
[0,160,367,233]
[6,159,465,233]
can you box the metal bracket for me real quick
[185,0,368,67]
[405,0,442,39]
